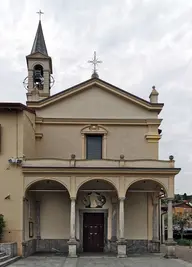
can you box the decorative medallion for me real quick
[83,192,106,208]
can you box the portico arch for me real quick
[76,179,119,253]
[76,177,119,198]
[25,177,70,195]
[124,178,167,253]
[23,179,70,257]
[125,178,168,197]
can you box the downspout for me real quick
[16,111,18,157]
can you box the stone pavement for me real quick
[8,255,192,267]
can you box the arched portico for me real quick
[120,179,168,254]
[23,179,70,257]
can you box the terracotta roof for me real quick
[0,102,35,114]
[161,201,192,211]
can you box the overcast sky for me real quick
[0,0,192,194]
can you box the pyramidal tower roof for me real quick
[31,20,48,56]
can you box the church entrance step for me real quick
[0,256,20,267]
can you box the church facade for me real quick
[0,19,180,258]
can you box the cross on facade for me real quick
[88,51,102,78]
[36,10,44,21]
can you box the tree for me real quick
[175,194,182,203]
[183,193,188,200]
[173,213,192,239]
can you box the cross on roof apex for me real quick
[88,51,102,78]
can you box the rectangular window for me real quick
[86,135,102,159]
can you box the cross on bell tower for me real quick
[36,9,44,21]
[88,51,102,78]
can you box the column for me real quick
[111,203,117,242]
[117,197,127,258]
[161,213,165,244]
[150,194,160,253]
[165,198,176,258]
[167,198,173,241]
[36,201,41,239]
[68,198,77,257]
[152,202,158,241]
[70,198,76,240]
[119,198,125,240]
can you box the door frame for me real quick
[79,209,108,252]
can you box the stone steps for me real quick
[0,254,5,258]
[0,251,20,267]
[0,256,20,267]
[0,255,10,263]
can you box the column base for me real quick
[148,239,160,253]
[117,240,127,258]
[67,239,78,258]
[164,240,177,259]
[111,236,117,242]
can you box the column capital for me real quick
[152,199,158,205]
[119,197,126,201]
[70,197,76,201]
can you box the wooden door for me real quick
[83,213,104,252]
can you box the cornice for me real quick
[145,134,161,143]
[26,79,163,113]
[22,166,181,176]
[35,133,43,140]
[35,117,162,126]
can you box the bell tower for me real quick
[24,11,54,102]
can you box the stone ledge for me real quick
[36,239,68,253]
[22,239,36,258]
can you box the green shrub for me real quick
[177,239,192,246]
[0,214,6,240]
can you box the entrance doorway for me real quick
[83,213,104,252]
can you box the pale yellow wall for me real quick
[23,111,36,158]
[106,126,157,159]
[0,112,24,255]
[36,125,82,159]
[36,124,158,160]
[40,192,70,239]
[37,86,157,119]
[124,192,148,239]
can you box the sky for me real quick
[0,0,192,194]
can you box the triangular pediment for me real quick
[27,78,163,118]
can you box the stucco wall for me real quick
[36,124,158,160]
[0,112,24,255]
[36,125,82,159]
[37,86,157,119]
[124,192,148,239]
[35,85,159,160]
[40,192,70,239]
[23,111,36,158]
